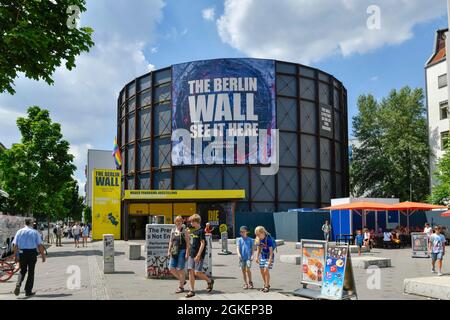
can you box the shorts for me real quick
[187,256,204,272]
[259,257,273,269]
[239,259,252,269]
[74,234,80,241]
[169,249,186,270]
[431,252,444,261]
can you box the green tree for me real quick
[0,0,94,94]
[84,206,92,225]
[61,179,85,222]
[428,147,450,205]
[0,107,76,226]
[351,87,430,201]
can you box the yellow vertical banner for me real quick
[92,169,121,240]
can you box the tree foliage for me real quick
[428,147,450,205]
[0,106,77,221]
[350,87,430,201]
[0,0,94,94]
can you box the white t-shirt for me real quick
[383,232,392,242]
[424,227,432,237]
[72,225,81,236]
[364,232,370,240]
[430,233,446,253]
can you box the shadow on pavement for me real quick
[46,250,125,258]
[20,293,73,299]
[108,271,135,275]
[210,276,237,280]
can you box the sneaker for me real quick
[25,292,35,297]
[432,268,436,273]
[438,272,443,276]
[14,285,20,296]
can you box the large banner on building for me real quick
[172,58,276,166]
[92,169,121,240]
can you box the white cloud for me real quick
[202,7,216,21]
[217,0,446,64]
[0,0,165,194]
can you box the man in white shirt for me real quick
[72,222,82,248]
[424,223,433,237]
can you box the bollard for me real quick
[103,234,114,274]
[218,231,232,255]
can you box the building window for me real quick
[438,74,447,88]
[441,131,449,150]
[440,101,448,120]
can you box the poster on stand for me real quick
[145,224,174,279]
[301,240,327,286]
[411,233,430,258]
[320,246,357,300]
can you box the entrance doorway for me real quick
[129,216,148,239]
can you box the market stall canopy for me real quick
[321,201,394,211]
[390,201,447,211]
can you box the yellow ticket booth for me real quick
[122,190,245,240]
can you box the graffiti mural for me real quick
[0,215,25,257]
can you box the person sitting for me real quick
[391,231,401,248]
[363,228,372,249]
[383,230,393,249]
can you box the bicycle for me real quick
[0,246,19,282]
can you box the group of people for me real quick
[52,222,90,248]
[167,214,276,298]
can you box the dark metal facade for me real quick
[117,60,349,212]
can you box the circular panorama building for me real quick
[117,58,349,239]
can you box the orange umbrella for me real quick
[391,202,448,228]
[390,201,447,210]
[321,201,394,211]
[321,201,394,239]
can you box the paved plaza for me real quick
[1,239,448,300]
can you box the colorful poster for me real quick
[172,58,276,166]
[301,240,327,286]
[92,169,121,240]
[145,224,174,279]
[198,202,234,238]
[321,246,348,299]
[411,232,430,257]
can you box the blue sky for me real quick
[0,0,447,193]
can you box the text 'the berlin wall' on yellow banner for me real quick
[92,169,121,240]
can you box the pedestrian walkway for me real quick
[0,238,447,300]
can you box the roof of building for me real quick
[426,28,448,68]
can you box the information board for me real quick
[145,224,174,279]
[411,232,430,258]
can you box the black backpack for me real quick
[53,227,57,234]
